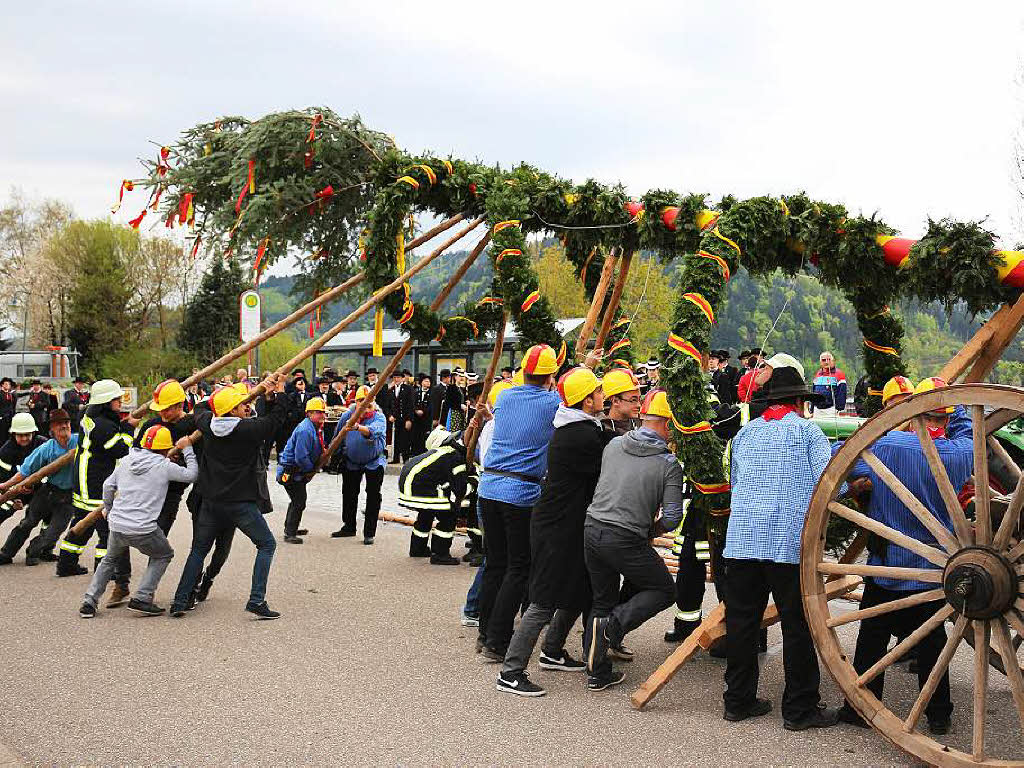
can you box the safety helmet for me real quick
[511,368,524,386]
[914,377,955,414]
[354,385,372,402]
[150,379,186,411]
[521,344,559,376]
[557,367,601,407]
[488,380,515,407]
[881,375,915,405]
[211,384,249,417]
[139,425,173,451]
[426,426,451,451]
[305,397,326,413]
[90,379,123,405]
[640,388,673,420]
[601,368,640,399]
[9,413,36,434]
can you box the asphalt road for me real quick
[0,469,1018,766]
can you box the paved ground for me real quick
[0,468,1019,766]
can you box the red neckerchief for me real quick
[926,425,946,439]
[763,404,800,421]
[315,422,325,451]
[359,407,376,424]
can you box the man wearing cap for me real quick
[277,396,326,544]
[583,389,684,691]
[836,376,970,734]
[811,351,848,414]
[711,350,741,405]
[496,367,608,696]
[410,373,432,456]
[476,344,563,660]
[600,368,642,436]
[0,414,46,532]
[170,374,286,619]
[78,425,198,618]
[0,377,17,447]
[342,370,360,406]
[722,358,839,730]
[62,377,90,433]
[333,385,388,544]
[430,369,450,429]
[59,379,134,580]
[0,409,79,566]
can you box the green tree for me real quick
[177,256,246,364]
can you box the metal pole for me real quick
[21,293,27,377]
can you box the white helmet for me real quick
[9,413,36,434]
[426,426,451,451]
[90,379,123,405]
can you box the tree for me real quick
[177,255,246,364]
[126,236,199,348]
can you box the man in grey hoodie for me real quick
[78,425,197,618]
[584,389,685,690]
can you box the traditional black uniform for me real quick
[399,438,477,561]
[61,387,90,433]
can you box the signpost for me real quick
[239,289,261,376]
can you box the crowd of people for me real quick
[0,343,973,735]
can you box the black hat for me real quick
[401,369,412,377]
[1,377,15,387]
[646,358,660,369]
[753,366,828,407]
[439,369,452,378]
[417,373,431,383]
[748,347,764,357]
[73,376,87,384]
[316,377,331,387]
[292,368,305,377]
[346,370,358,378]
[501,366,513,374]
[30,379,41,385]
[366,367,379,375]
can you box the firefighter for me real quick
[58,379,134,588]
[400,428,477,565]
[276,396,326,543]
[0,413,46,529]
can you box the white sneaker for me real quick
[461,613,480,627]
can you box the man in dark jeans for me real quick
[171,376,286,619]
[583,390,684,691]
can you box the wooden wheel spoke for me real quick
[817,562,944,583]
[974,405,993,546]
[987,434,1022,483]
[828,501,948,568]
[857,604,955,686]
[973,619,991,761]
[859,450,961,554]
[1006,538,1024,563]
[828,588,944,629]
[985,407,1024,435]
[903,614,970,733]
[914,416,974,546]
[993,470,1024,552]
[993,618,1024,734]
[1009,610,1024,639]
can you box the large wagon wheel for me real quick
[802,384,1024,767]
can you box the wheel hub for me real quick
[942,546,1018,619]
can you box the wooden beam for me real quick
[574,248,617,362]
[593,248,634,354]
[964,293,1024,383]
[463,312,508,466]
[935,303,1009,383]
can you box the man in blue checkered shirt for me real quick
[722,357,840,731]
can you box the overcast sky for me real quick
[4,1,1024,271]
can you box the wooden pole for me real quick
[404,213,466,252]
[574,248,617,362]
[964,293,1024,382]
[935,303,1010,383]
[463,312,508,465]
[593,248,634,353]
[317,232,493,468]
[131,270,367,418]
[0,449,75,505]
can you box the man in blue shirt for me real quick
[0,409,79,567]
[723,361,840,730]
[277,396,326,544]
[332,386,387,545]
[837,377,970,735]
[476,344,562,660]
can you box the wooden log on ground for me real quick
[593,248,634,354]
[574,248,617,362]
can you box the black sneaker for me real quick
[283,535,303,544]
[538,650,586,672]
[784,706,840,731]
[430,553,460,565]
[194,575,213,603]
[724,697,772,722]
[363,536,375,545]
[928,717,951,735]
[246,602,281,620]
[331,528,356,538]
[79,602,96,618]
[837,705,869,728]
[608,643,634,662]
[57,565,88,577]
[127,599,166,616]
[296,529,309,536]
[479,644,505,663]
[24,555,39,566]
[0,553,12,565]
[496,671,546,697]
[38,552,59,562]
[169,604,187,618]
[587,616,610,674]
[587,669,625,691]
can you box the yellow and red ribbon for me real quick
[667,333,702,366]
[449,316,479,337]
[496,248,521,265]
[613,316,630,329]
[111,179,134,214]
[863,339,899,356]
[674,420,712,435]
[555,341,567,366]
[682,292,714,324]
[398,303,415,325]
[127,209,147,229]
[693,480,731,494]
[477,296,503,307]
[608,338,631,354]
[397,175,419,190]
[521,290,541,313]
[412,164,437,185]
[235,159,255,214]
[698,250,731,282]
[442,160,453,175]
[493,220,521,234]
[178,193,194,226]
[610,358,632,369]
[712,227,741,258]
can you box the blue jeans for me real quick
[173,500,277,609]
[463,562,485,615]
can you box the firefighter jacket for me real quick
[73,404,133,511]
[0,435,46,484]
[397,443,477,517]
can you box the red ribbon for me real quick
[235,159,254,213]
[127,209,147,229]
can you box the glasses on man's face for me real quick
[618,396,641,404]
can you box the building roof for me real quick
[317,318,586,354]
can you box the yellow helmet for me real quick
[601,368,640,399]
[557,367,601,406]
[211,385,249,417]
[488,380,515,407]
[355,385,372,401]
[139,424,173,451]
[511,368,524,386]
[914,377,955,414]
[521,344,559,376]
[305,397,326,413]
[640,388,673,420]
[150,379,186,411]
[881,375,915,405]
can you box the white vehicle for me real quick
[0,347,80,382]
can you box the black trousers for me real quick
[478,498,532,651]
[185,489,235,583]
[341,466,384,537]
[2,485,63,557]
[724,558,820,721]
[409,506,456,556]
[283,480,308,536]
[849,579,953,722]
[674,534,727,623]
[584,522,674,675]
[58,507,131,584]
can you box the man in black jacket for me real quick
[62,377,90,432]
[0,413,46,532]
[430,369,450,428]
[0,377,16,448]
[496,367,608,697]
[170,374,285,619]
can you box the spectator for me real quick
[811,351,847,414]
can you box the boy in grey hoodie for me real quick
[79,425,197,618]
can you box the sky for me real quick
[3,0,1024,274]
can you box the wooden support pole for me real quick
[593,248,634,354]
[964,293,1024,383]
[404,213,466,252]
[935,303,1010,384]
[0,449,76,505]
[463,312,508,465]
[574,248,618,362]
[317,232,493,467]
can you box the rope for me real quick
[530,210,635,231]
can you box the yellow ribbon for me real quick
[712,227,741,258]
